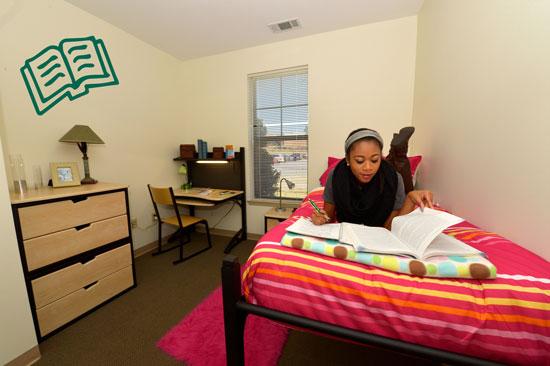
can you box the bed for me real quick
[222,188,550,366]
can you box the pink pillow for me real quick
[408,155,422,177]
[318,155,423,186]
[319,157,342,186]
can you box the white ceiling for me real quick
[65,0,424,61]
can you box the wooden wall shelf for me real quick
[173,151,242,162]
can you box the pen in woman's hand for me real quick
[308,199,330,221]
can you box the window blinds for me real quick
[250,67,308,200]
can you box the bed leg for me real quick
[222,255,248,366]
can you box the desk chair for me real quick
[148,185,212,265]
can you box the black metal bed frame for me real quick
[221,255,502,366]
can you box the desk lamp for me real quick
[59,125,104,184]
[277,177,295,212]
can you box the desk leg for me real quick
[224,195,247,254]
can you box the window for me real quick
[250,67,308,201]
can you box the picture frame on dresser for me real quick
[9,183,136,341]
[50,162,81,187]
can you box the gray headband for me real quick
[345,129,384,153]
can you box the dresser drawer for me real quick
[18,191,126,240]
[32,244,132,308]
[36,265,133,336]
[24,215,129,271]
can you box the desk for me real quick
[173,188,246,253]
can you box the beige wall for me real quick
[0,8,417,359]
[0,138,38,363]
[0,4,417,243]
[178,16,418,233]
[0,0,186,360]
[412,0,550,259]
[0,0,183,251]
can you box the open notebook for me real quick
[286,208,483,260]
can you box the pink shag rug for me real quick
[157,287,289,365]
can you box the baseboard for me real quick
[246,232,262,241]
[195,226,262,241]
[133,229,261,258]
[5,345,41,366]
[133,240,159,258]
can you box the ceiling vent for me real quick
[268,18,301,33]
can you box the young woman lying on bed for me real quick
[311,128,433,229]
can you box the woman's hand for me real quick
[311,209,330,225]
[407,190,434,210]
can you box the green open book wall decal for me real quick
[20,36,119,115]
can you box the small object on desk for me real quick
[197,139,208,159]
[9,154,28,193]
[180,144,196,159]
[202,140,208,159]
[225,145,234,159]
[197,139,206,159]
[32,164,43,190]
[212,147,225,159]
[50,162,81,188]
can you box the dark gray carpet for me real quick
[35,233,436,365]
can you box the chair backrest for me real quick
[148,185,173,206]
[147,185,183,227]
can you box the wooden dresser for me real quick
[10,183,136,341]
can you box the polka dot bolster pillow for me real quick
[280,232,496,279]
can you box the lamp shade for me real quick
[59,125,104,144]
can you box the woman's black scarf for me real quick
[332,159,398,227]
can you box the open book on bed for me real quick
[286,208,483,260]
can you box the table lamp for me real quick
[277,177,295,212]
[59,125,104,184]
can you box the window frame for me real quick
[248,66,309,202]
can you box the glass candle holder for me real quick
[9,154,28,194]
[32,165,43,190]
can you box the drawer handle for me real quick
[83,281,98,290]
[71,196,89,204]
[75,223,91,231]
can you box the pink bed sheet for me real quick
[243,188,550,365]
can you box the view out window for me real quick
[250,67,308,200]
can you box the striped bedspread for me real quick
[242,188,550,365]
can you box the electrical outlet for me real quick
[152,213,158,222]
[130,218,138,229]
